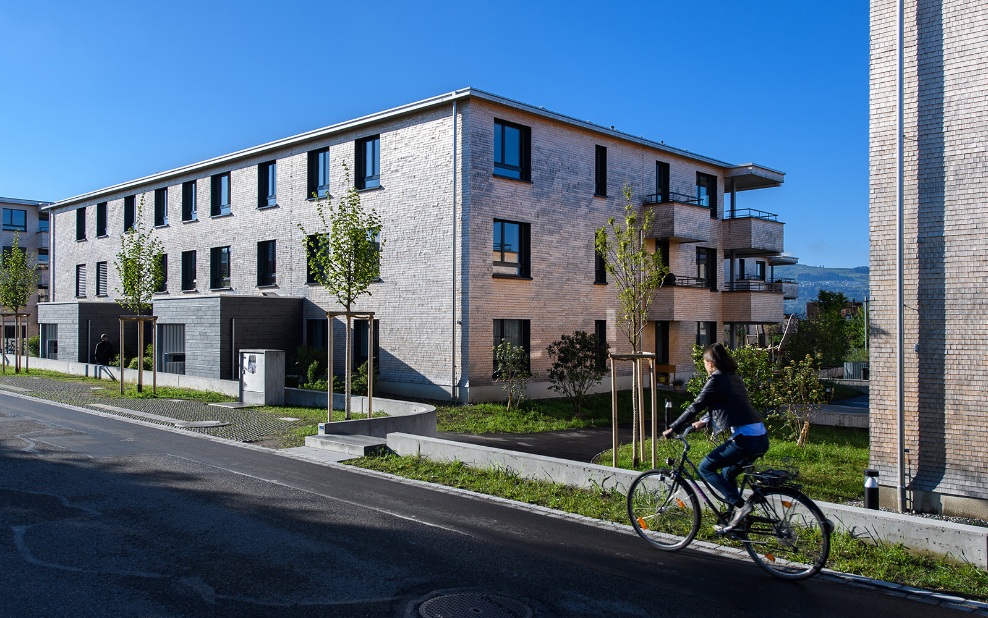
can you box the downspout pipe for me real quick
[451,100,458,403]
[896,0,907,513]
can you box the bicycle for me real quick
[627,426,833,580]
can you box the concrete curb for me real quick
[386,432,988,570]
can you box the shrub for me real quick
[547,331,608,416]
[494,340,531,411]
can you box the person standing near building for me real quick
[94,334,113,376]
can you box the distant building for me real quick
[41,89,792,401]
[870,0,988,516]
[0,196,51,344]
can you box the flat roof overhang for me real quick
[726,164,785,191]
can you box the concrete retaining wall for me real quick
[386,433,988,569]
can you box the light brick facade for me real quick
[870,0,988,515]
[41,89,789,401]
[0,197,51,341]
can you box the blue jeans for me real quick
[698,433,769,507]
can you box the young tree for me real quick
[773,353,830,447]
[299,164,384,420]
[114,198,164,391]
[595,186,669,465]
[0,231,37,370]
[494,339,530,411]
[547,331,609,416]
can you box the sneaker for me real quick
[715,502,753,533]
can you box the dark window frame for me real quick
[306,234,327,284]
[493,119,531,181]
[655,321,670,364]
[493,219,531,278]
[696,172,718,219]
[594,145,607,196]
[256,239,277,286]
[594,242,607,284]
[124,195,136,232]
[154,188,168,226]
[210,173,231,216]
[181,250,197,291]
[696,247,717,291]
[96,202,108,237]
[696,321,717,347]
[493,318,531,376]
[656,161,670,203]
[75,264,86,297]
[210,246,231,289]
[307,148,330,198]
[95,261,108,297]
[353,318,381,371]
[76,207,86,241]
[594,319,608,370]
[355,135,381,190]
[258,160,277,208]
[38,212,49,233]
[182,180,198,221]
[2,208,27,232]
[157,253,168,293]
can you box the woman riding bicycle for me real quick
[663,342,768,532]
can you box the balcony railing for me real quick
[643,191,706,207]
[726,208,778,222]
[663,274,710,289]
[725,279,783,293]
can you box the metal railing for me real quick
[725,280,783,293]
[726,208,779,222]
[663,274,709,288]
[643,190,706,207]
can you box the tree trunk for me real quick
[797,419,811,448]
[344,314,353,420]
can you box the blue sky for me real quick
[0,0,869,268]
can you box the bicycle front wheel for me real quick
[741,487,831,580]
[627,469,700,551]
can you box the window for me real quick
[257,240,277,286]
[37,248,49,265]
[38,212,49,233]
[493,319,530,375]
[258,161,277,208]
[96,202,107,237]
[211,173,231,216]
[697,321,717,347]
[697,247,717,290]
[656,161,670,203]
[654,321,670,364]
[2,208,27,231]
[493,119,531,181]
[594,242,607,284]
[594,145,607,196]
[696,172,717,218]
[182,180,198,221]
[307,148,329,198]
[95,261,108,297]
[75,264,87,297]
[210,246,231,289]
[493,219,530,278]
[181,250,197,291]
[76,207,86,241]
[356,135,381,190]
[124,196,136,231]
[755,261,766,281]
[353,319,380,370]
[154,188,168,226]
[306,234,327,284]
[595,319,608,370]
[157,254,168,292]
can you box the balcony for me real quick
[721,281,784,322]
[648,273,718,321]
[722,209,784,255]
[642,192,711,243]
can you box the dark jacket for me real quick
[669,370,762,435]
[94,340,112,365]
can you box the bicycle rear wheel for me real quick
[627,469,700,551]
[740,487,831,580]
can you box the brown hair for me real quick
[702,342,738,373]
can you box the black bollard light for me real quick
[864,469,880,510]
[665,400,672,429]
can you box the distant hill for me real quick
[771,264,870,317]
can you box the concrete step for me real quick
[304,433,389,457]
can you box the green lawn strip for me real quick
[348,452,988,600]
[436,390,693,434]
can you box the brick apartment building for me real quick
[1,196,51,343]
[40,88,792,402]
[870,0,988,515]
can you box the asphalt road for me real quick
[0,391,962,617]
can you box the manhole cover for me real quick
[174,421,229,428]
[419,593,532,618]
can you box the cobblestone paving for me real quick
[0,374,304,444]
